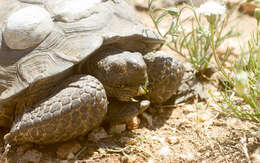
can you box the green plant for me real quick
[148,0,238,74]
[211,9,260,122]
[148,0,260,122]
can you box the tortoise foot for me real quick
[4,75,108,145]
[144,51,184,104]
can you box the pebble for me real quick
[158,146,171,156]
[179,152,196,162]
[109,124,126,134]
[248,137,255,144]
[187,111,212,122]
[212,120,225,126]
[152,136,165,143]
[147,159,154,163]
[166,136,179,144]
[226,118,244,129]
[56,141,82,160]
[199,112,213,122]
[252,130,260,138]
[88,127,110,142]
[182,104,196,113]
[119,137,137,145]
[120,155,136,163]
[97,148,106,154]
[252,148,260,163]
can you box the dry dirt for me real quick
[1,1,260,163]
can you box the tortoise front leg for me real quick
[4,75,108,145]
[144,51,184,104]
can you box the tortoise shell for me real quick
[0,0,164,107]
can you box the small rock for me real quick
[109,124,126,134]
[121,155,136,163]
[152,136,166,143]
[88,127,110,142]
[119,137,137,145]
[227,118,244,129]
[248,137,255,144]
[97,148,106,154]
[182,104,195,113]
[205,151,211,157]
[252,129,260,138]
[158,146,171,156]
[166,136,179,144]
[187,112,197,121]
[127,116,141,130]
[147,159,154,163]
[56,141,82,160]
[179,153,196,162]
[212,120,225,126]
[21,149,42,163]
[119,137,130,144]
[199,112,213,122]
[240,136,247,144]
[226,154,231,159]
[187,111,212,122]
[251,148,260,163]
[142,112,153,127]
[129,155,137,163]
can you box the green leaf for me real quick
[165,7,179,16]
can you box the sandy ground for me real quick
[1,1,260,163]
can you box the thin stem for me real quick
[210,22,229,80]
[148,10,163,36]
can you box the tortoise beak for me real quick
[137,85,146,96]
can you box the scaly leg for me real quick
[4,75,108,145]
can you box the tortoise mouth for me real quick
[104,80,148,101]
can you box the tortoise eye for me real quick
[3,6,53,50]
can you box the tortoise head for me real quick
[85,49,148,101]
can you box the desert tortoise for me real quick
[0,0,184,145]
